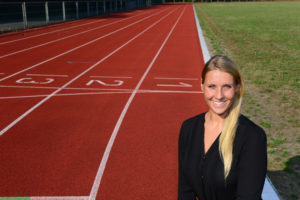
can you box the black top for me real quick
[178,113,267,200]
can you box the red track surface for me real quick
[0,4,207,199]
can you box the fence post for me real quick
[96,1,99,15]
[87,1,90,16]
[76,1,79,19]
[22,2,28,29]
[110,0,112,13]
[62,1,66,21]
[103,0,106,13]
[45,1,49,24]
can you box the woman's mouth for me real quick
[212,101,226,107]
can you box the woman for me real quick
[178,55,267,200]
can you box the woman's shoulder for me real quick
[181,112,205,128]
[179,113,205,145]
[179,113,205,138]
[238,114,266,140]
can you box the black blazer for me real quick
[178,113,267,200]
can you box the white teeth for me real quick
[213,101,225,105]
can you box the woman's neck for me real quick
[205,111,226,127]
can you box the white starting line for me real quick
[0,74,200,89]
[89,75,133,79]
[30,196,89,200]
[26,74,69,77]
[154,77,199,80]
[0,89,204,100]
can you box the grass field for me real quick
[195,2,300,200]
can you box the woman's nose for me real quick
[215,87,224,99]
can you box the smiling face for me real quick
[202,69,239,118]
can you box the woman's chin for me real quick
[209,107,229,117]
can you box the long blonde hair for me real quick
[202,55,244,179]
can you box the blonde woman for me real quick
[178,55,267,200]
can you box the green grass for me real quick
[268,137,286,148]
[259,121,271,129]
[268,149,276,154]
[195,2,300,102]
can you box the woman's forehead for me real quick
[204,69,235,83]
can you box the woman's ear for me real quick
[201,82,204,92]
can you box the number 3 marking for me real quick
[16,78,54,84]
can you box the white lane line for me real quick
[26,74,69,77]
[154,77,199,80]
[89,75,132,79]
[0,8,169,83]
[0,7,178,137]
[67,61,97,64]
[31,196,89,200]
[0,90,203,100]
[0,8,164,59]
[88,6,186,200]
[0,19,106,45]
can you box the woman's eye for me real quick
[208,85,215,89]
[224,84,232,89]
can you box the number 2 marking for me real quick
[86,80,124,86]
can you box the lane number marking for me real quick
[86,80,124,87]
[16,78,54,85]
[157,82,192,87]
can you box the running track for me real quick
[0,4,207,199]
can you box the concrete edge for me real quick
[192,5,210,63]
